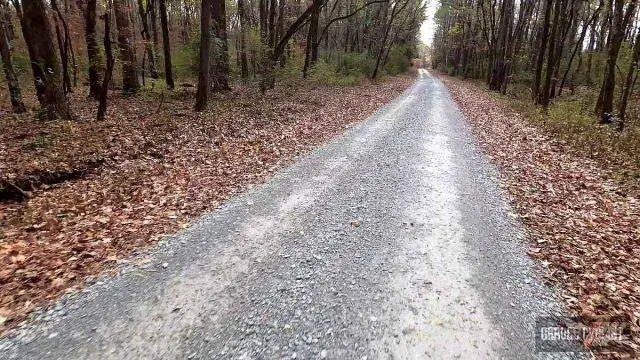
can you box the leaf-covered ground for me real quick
[438,74,640,355]
[0,76,413,332]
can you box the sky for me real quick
[420,0,440,46]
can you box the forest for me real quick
[0,0,426,119]
[432,0,640,129]
[0,0,426,332]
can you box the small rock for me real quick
[162,262,169,269]
[47,332,59,339]
[320,349,328,358]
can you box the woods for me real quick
[0,0,425,116]
[432,0,640,126]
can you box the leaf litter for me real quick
[0,76,413,333]
[438,74,640,356]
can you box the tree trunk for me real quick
[0,1,26,113]
[238,0,249,78]
[113,0,139,94]
[618,29,640,126]
[533,0,554,102]
[83,0,104,99]
[51,0,71,94]
[195,0,212,110]
[303,0,320,78]
[539,0,563,107]
[596,0,637,122]
[137,0,158,79]
[18,0,72,120]
[97,12,114,121]
[210,0,230,91]
[158,0,174,89]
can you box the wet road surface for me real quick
[0,71,566,359]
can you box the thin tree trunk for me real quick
[0,1,26,113]
[238,0,249,78]
[533,0,554,102]
[158,0,174,89]
[618,29,640,126]
[97,12,115,121]
[137,0,158,79]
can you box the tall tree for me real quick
[79,0,104,99]
[158,0,174,89]
[237,0,249,78]
[195,0,212,110]
[15,0,72,119]
[113,0,139,94]
[595,0,638,122]
[137,0,158,79]
[211,0,230,90]
[97,12,115,121]
[0,0,26,113]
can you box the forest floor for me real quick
[438,73,640,355]
[0,75,414,332]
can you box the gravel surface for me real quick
[0,71,569,359]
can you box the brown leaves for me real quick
[0,76,414,332]
[439,74,640,355]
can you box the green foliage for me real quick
[308,60,364,86]
[172,32,201,78]
[384,45,411,76]
[23,133,52,150]
[335,52,375,78]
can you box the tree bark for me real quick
[238,0,249,78]
[18,0,72,120]
[97,12,114,121]
[210,0,230,91]
[195,0,212,110]
[0,0,26,113]
[595,0,637,122]
[82,0,104,99]
[533,0,554,102]
[137,0,158,79]
[158,0,174,89]
[113,0,139,94]
[618,28,640,126]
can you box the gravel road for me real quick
[0,71,568,359]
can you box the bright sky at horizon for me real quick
[420,0,439,46]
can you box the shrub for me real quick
[335,52,375,77]
[385,45,411,75]
[307,60,363,86]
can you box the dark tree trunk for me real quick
[533,0,554,103]
[158,0,174,89]
[51,0,72,93]
[137,0,158,79]
[113,0,139,94]
[97,12,114,121]
[0,0,26,113]
[539,0,563,107]
[149,0,159,57]
[195,0,212,110]
[18,0,72,120]
[596,0,637,122]
[238,0,249,78]
[303,0,320,78]
[83,0,103,99]
[618,28,640,125]
[210,0,230,91]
